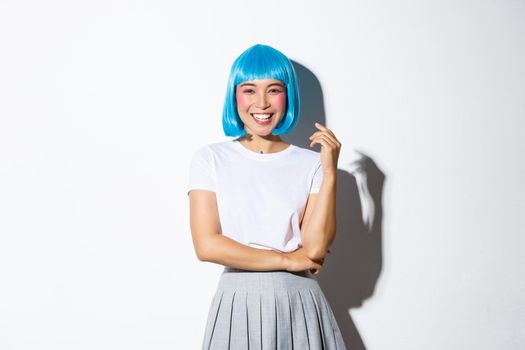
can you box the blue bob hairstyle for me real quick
[222,44,300,137]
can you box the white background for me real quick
[1,0,524,349]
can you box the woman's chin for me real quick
[245,125,276,137]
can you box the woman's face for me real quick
[235,78,287,136]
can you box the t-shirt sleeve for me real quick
[309,159,324,194]
[187,146,216,195]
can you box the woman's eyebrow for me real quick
[238,82,284,88]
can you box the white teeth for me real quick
[252,114,272,120]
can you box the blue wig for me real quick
[222,44,300,137]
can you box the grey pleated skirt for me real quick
[201,267,346,350]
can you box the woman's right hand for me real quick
[283,247,324,275]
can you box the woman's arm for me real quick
[189,189,321,272]
[300,122,341,262]
[299,172,337,262]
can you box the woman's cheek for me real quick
[236,92,249,109]
[274,93,286,109]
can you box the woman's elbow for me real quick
[304,245,328,262]
[195,249,208,262]
[194,241,213,262]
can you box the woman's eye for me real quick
[269,89,284,94]
[243,89,255,94]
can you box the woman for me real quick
[188,44,346,349]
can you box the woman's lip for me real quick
[251,113,273,125]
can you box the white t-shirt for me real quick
[187,139,323,253]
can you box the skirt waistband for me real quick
[223,266,311,277]
[219,267,315,292]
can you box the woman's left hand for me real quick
[309,122,341,176]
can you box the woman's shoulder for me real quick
[190,140,236,158]
[289,144,321,161]
[199,140,237,154]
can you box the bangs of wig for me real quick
[222,44,300,137]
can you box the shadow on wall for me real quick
[283,61,386,350]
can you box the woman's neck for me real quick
[237,134,289,154]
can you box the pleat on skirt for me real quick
[201,267,346,350]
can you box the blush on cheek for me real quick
[236,91,249,109]
[274,93,286,109]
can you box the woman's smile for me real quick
[251,113,273,125]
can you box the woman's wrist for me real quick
[322,171,337,183]
[279,251,290,271]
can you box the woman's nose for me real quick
[255,93,270,109]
